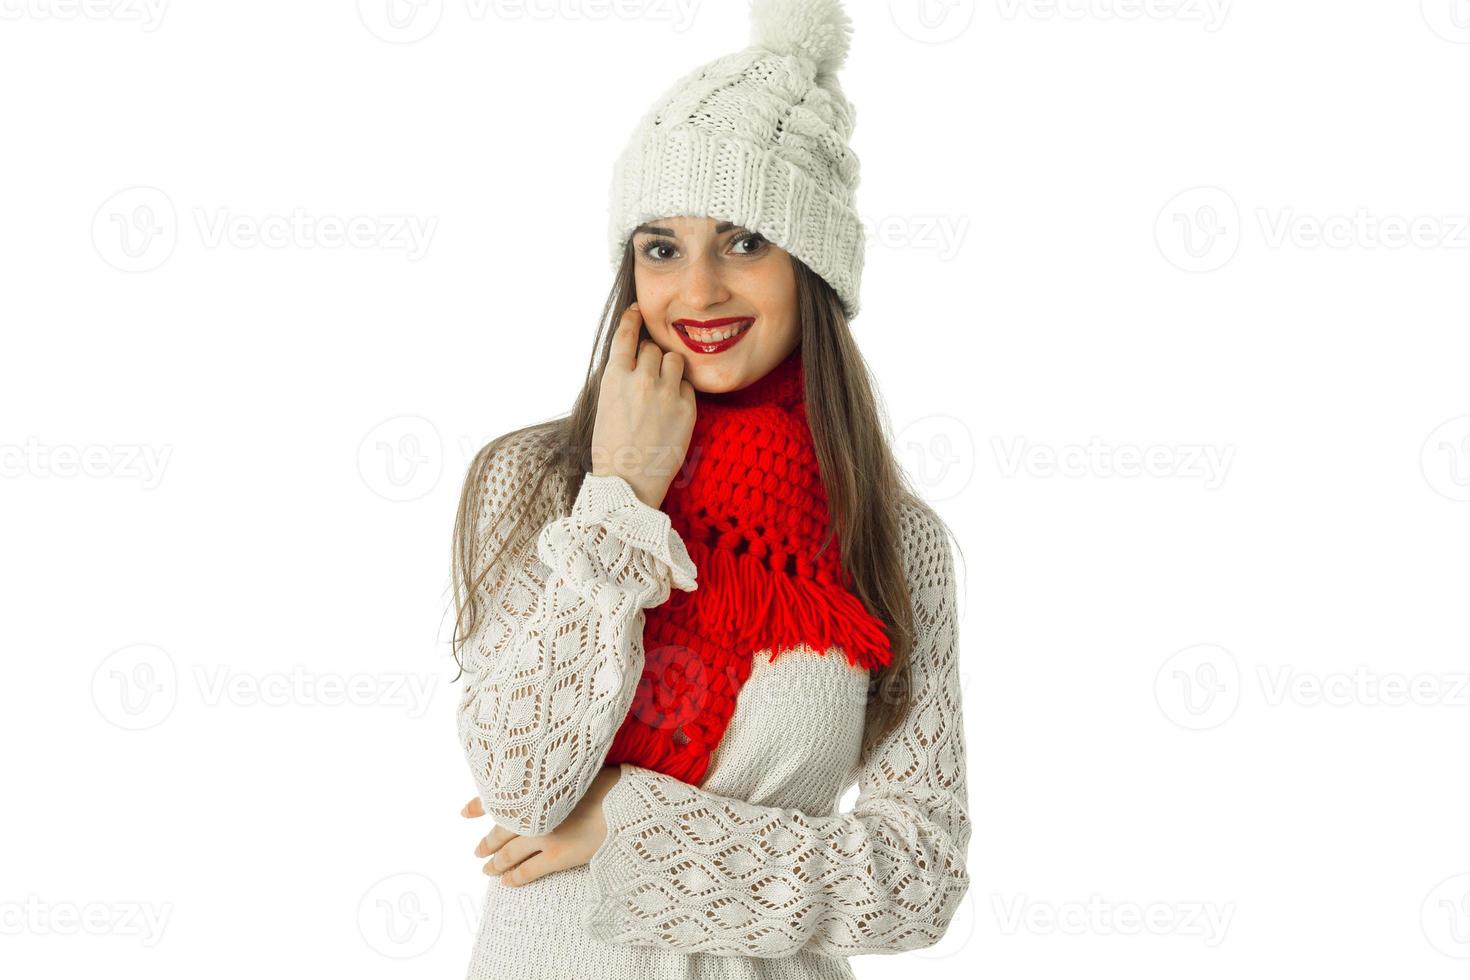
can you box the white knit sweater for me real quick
[457,427,971,979]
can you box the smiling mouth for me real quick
[673,318,755,343]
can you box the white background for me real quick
[3,0,1469,977]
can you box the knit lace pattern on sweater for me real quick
[456,424,970,964]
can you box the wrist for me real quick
[593,471,663,510]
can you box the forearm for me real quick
[582,760,970,959]
[458,472,698,837]
[578,501,970,958]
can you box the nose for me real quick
[678,249,731,312]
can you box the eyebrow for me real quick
[632,221,740,238]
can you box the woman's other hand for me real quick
[460,765,622,887]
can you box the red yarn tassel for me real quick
[659,533,895,673]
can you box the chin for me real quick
[685,361,751,395]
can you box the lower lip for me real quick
[673,320,754,354]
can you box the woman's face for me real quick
[631,214,799,394]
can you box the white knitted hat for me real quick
[606,0,865,320]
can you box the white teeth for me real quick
[682,321,751,342]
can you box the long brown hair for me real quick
[449,241,954,762]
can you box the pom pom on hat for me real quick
[748,0,853,79]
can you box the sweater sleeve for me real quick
[456,432,698,838]
[580,502,971,959]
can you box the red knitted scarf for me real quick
[603,346,893,786]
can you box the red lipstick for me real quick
[672,316,755,355]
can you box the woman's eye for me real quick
[638,235,765,261]
[639,240,676,261]
[734,234,767,255]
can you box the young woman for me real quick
[450,3,970,977]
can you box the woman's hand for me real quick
[591,302,696,510]
[460,765,623,887]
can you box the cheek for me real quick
[632,273,669,317]
[770,318,800,350]
[743,267,797,333]
[755,302,799,344]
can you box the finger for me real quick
[474,824,516,858]
[660,348,687,383]
[502,850,559,888]
[484,835,541,877]
[608,303,643,370]
[461,797,484,818]
[636,335,665,378]
[483,835,534,876]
